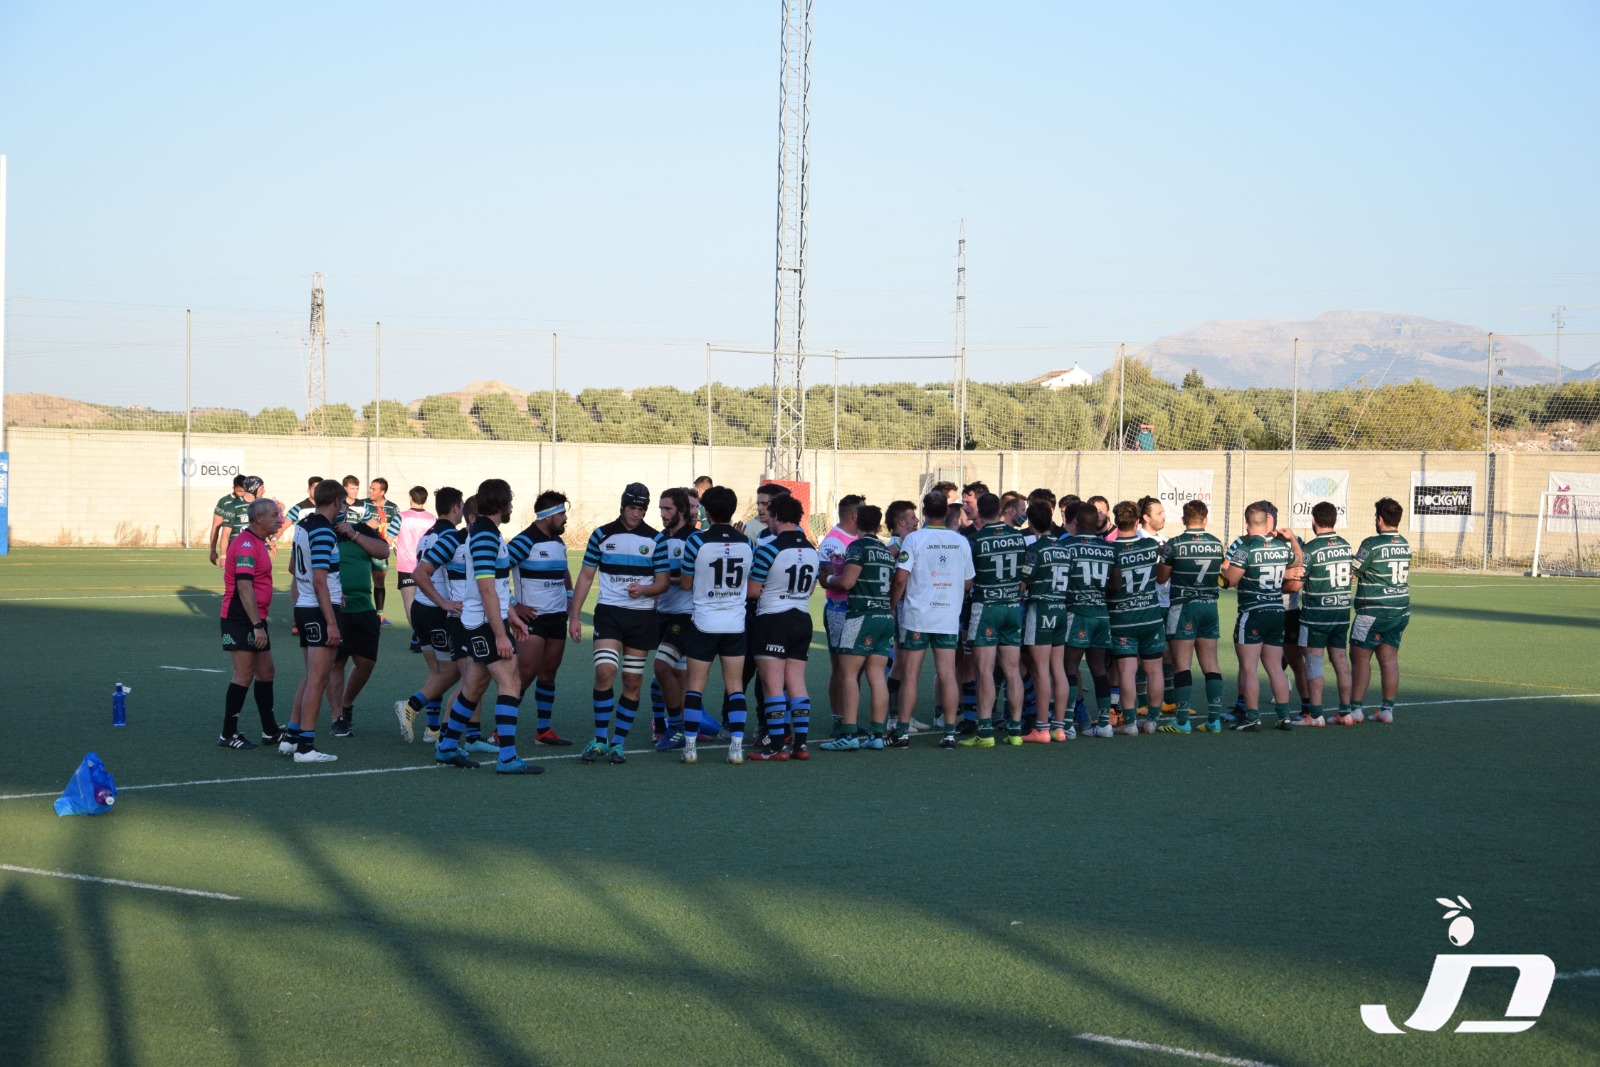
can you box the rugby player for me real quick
[891,491,975,748]
[571,482,663,765]
[285,476,321,527]
[284,478,346,763]
[963,492,1029,745]
[818,494,863,739]
[365,478,400,623]
[507,490,576,747]
[1019,500,1073,741]
[395,488,467,744]
[678,485,753,764]
[1156,499,1226,732]
[747,493,820,760]
[217,498,286,749]
[881,498,921,733]
[1349,497,1411,724]
[1062,501,1117,737]
[326,510,390,738]
[819,505,896,749]
[1107,500,1167,734]
[1296,502,1355,726]
[1221,501,1304,730]
[642,488,696,750]
[208,474,251,566]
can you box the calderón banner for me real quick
[1157,469,1215,511]
[1547,471,1600,533]
[1410,471,1475,534]
[178,448,245,488]
[1289,469,1350,528]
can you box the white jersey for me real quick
[751,529,819,616]
[895,525,974,634]
[411,520,458,609]
[682,524,753,634]
[459,517,511,628]
[582,519,662,611]
[1139,527,1171,607]
[291,513,343,609]
[506,524,569,615]
[654,525,695,615]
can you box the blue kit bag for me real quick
[53,751,119,816]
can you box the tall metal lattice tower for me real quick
[305,272,328,435]
[768,0,812,479]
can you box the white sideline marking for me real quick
[1556,968,1600,980]
[1076,1033,1277,1067]
[1404,692,1600,708]
[0,592,216,603]
[0,744,733,802]
[160,665,227,674]
[0,863,241,901]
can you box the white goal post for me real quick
[1531,492,1600,578]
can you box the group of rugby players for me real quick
[215,471,1415,772]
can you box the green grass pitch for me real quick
[1,548,1596,1066]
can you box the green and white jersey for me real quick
[1226,534,1295,610]
[341,497,374,525]
[1352,531,1411,615]
[214,493,248,532]
[843,534,895,618]
[1059,533,1116,619]
[1019,537,1073,608]
[1159,529,1224,602]
[1299,532,1354,626]
[1107,535,1164,631]
[969,523,1028,605]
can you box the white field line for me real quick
[160,665,227,673]
[1075,1033,1277,1067]
[1403,692,1600,707]
[0,591,217,603]
[1556,968,1600,979]
[0,863,241,901]
[0,744,734,802]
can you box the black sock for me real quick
[223,683,248,737]
[253,680,277,733]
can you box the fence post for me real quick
[1223,449,1233,546]
[832,351,839,503]
[705,342,714,482]
[1484,332,1494,572]
[373,321,382,482]
[182,308,192,549]
[1290,336,1298,498]
[550,332,558,487]
[1116,343,1126,500]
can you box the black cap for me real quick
[621,482,650,509]
[1249,498,1277,520]
[242,476,265,494]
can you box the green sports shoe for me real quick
[1202,720,1222,733]
[958,734,996,748]
[1004,733,1023,746]
[1158,721,1193,734]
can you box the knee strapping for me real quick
[594,648,621,672]
[1304,655,1325,681]
[622,653,648,676]
[1174,669,1193,689]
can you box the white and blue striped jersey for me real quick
[582,519,662,611]
[411,519,457,609]
[682,524,752,634]
[506,524,569,615]
[419,526,467,610]
[460,517,511,628]
[751,530,819,617]
[291,513,343,608]
[653,524,694,616]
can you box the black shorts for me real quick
[1284,609,1302,647]
[592,603,659,651]
[753,609,813,661]
[411,603,458,659]
[657,612,692,655]
[397,571,416,590]
[461,621,515,665]
[337,610,381,662]
[294,606,337,649]
[220,615,268,653]
[519,611,567,641]
[683,619,747,662]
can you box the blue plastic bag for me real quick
[53,751,118,816]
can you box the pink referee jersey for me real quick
[818,526,858,603]
[221,529,273,619]
[395,508,436,572]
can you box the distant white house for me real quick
[1025,364,1094,390]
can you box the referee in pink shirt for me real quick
[395,485,436,653]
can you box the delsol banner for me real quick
[1410,471,1475,534]
[177,448,245,489]
[1547,471,1600,533]
[1289,469,1350,529]
[1157,469,1215,513]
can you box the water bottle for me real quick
[112,683,128,727]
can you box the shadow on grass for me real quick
[0,883,70,1066]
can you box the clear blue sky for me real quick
[2,0,1597,411]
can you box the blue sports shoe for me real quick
[464,737,500,755]
[655,730,686,752]
[579,739,607,764]
[495,756,544,775]
[861,735,886,750]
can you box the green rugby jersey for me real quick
[1352,531,1411,614]
[1299,532,1354,626]
[1226,534,1294,610]
[1060,534,1116,618]
[843,534,895,617]
[1159,528,1224,602]
[213,493,247,531]
[969,523,1028,605]
[1020,537,1073,607]
[1107,535,1164,630]
[337,532,376,613]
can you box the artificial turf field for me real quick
[0,547,1596,1067]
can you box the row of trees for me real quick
[68,367,1600,451]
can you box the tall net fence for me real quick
[3,303,1598,570]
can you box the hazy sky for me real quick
[2,1,1597,412]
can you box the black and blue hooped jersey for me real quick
[412,519,457,609]
[292,513,342,608]
[653,525,695,616]
[751,529,819,616]
[681,524,753,634]
[460,517,512,628]
[506,524,569,615]
[583,519,663,611]
[420,525,468,610]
